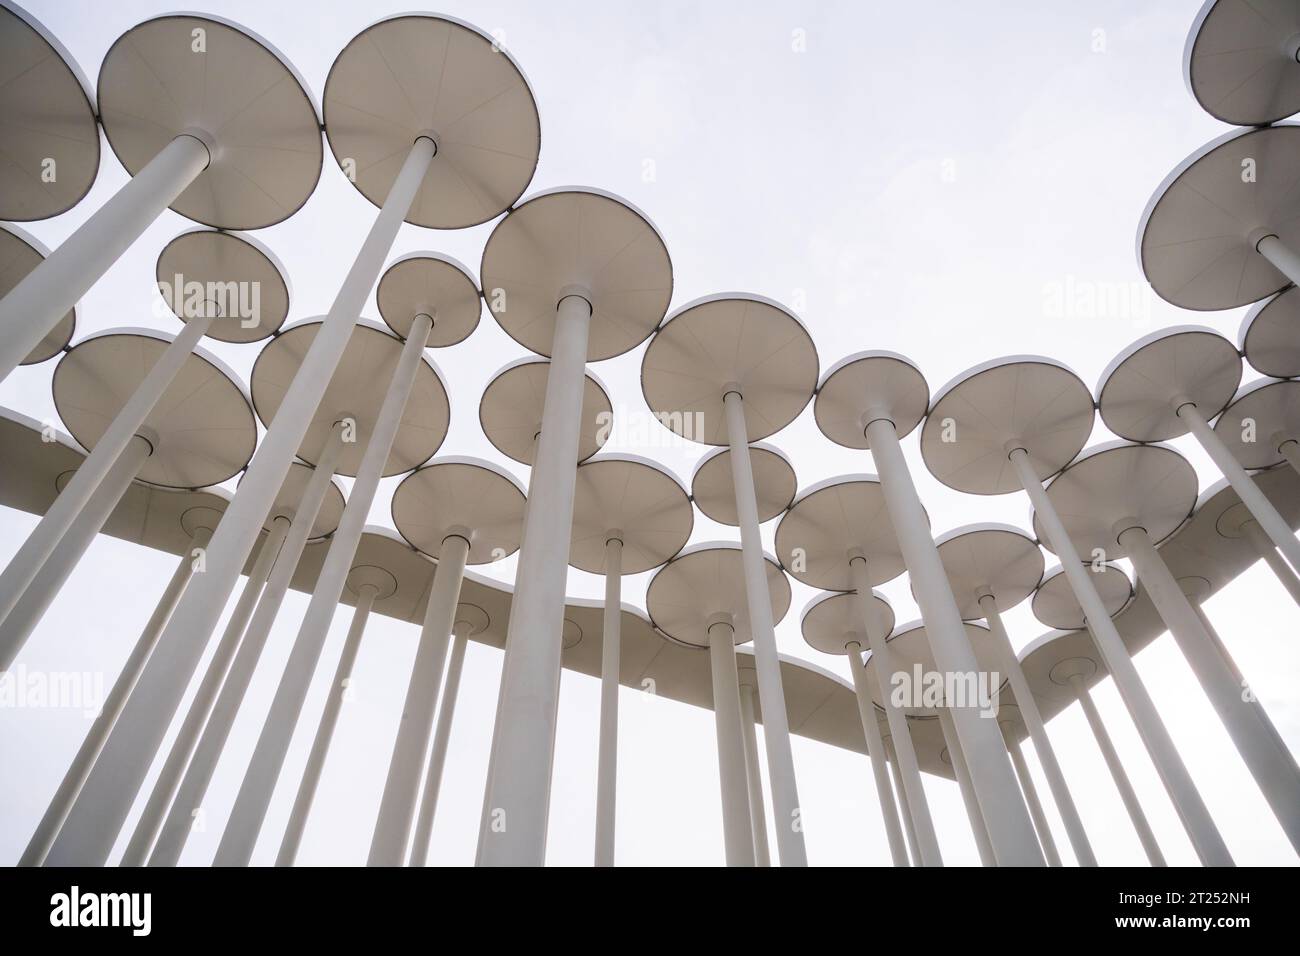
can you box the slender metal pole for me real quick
[866,417,1043,865]
[0,316,213,629]
[1242,519,1300,606]
[18,526,210,866]
[1009,447,1233,865]
[884,735,922,866]
[708,620,755,867]
[0,134,212,381]
[407,621,472,867]
[979,594,1096,866]
[594,536,622,867]
[1257,234,1300,288]
[722,389,807,866]
[477,294,592,867]
[0,434,153,670]
[737,679,772,867]
[45,137,437,868]
[140,430,345,867]
[938,706,996,866]
[1001,724,1063,866]
[1121,525,1300,852]
[275,585,378,867]
[851,556,943,865]
[1070,673,1166,866]
[368,533,470,866]
[1179,402,1300,574]
[845,644,909,866]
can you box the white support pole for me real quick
[408,620,472,867]
[884,735,922,866]
[851,556,943,865]
[368,533,470,866]
[477,294,591,868]
[1242,519,1300,607]
[45,137,437,868]
[845,644,909,866]
[0,434,153,671]
[938,706,996,866]
[1256,234,1300,289]
[1009,447,1233,865]
[737,679,772,867]
[1179,401,1300,574]
[1070,673,1166,866]
[1121,525,1300,852]
[1280,439,1300,477]
[18,526,211,867]
[1001,724,1063,866]
[866,418,1043,866]
[708,620,755,867]
[145,430,344,868]
[0,316,213,630]
[0,134,212,381]
[275,585,378,867]
[979,594,1097,866]
[722,389,807,867]
[594,535,622,868]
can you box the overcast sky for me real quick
[2,0,1298,866]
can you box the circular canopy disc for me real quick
[482,188,672,361]
[377,252,481,346]
[478,358,610,465]
[1213,378,1300,469]
[1032,563,1133,631]
[323,14,539,229]
[155,229,289,342]
[1138,124,1300,311]
[932,525,1044,620]
[800,589,894,656]
[54,330,255,487]
[921,357,1094,495]
[391,458,526,565]
[1241,288,1300,378]
[1185,0,1300,126]
[0,224,74,362]
[251,320,448,477]
[862,620,999,715]
[1034,443,1198,559]
[0,2,99,220]
[641,294,818,444]
[570,455,693,575]
[690,443,796,526]
[98,14,322,230]
[1097,327,1241,442]
[646,543,790,649]
[814,351,929,447]
[774,476,907,590]
[254,460,344,539]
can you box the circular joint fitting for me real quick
[133,426,159,457]
[178,127,217,167]
[706,611,734,633]
[1112,519,1146,546]
[1250,229,1280,253]
[557,284,594,315]
[721,381,744,403]
[444,525,473,549]
[414,131,440,157]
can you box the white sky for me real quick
[2,0,1298,866]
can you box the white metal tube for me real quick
[594,536,622,867]
[1257,234,1300,288]
[867,417,1043,866]
[1122,525,1300,852]
[0,134,212,381]
[723,389,807,867]
[0,315,213,629]
[938,706,996,866]
[737,681,772,867]
[45,137,437,868]
[1070,673,1166,866]
[884,735,922,866]
[1179,401,1300,574]
[275,586,378,867]
[1009,447,1233,865]
[0,434,153,671]
[18,527,210,866]
[145,429,344,867]
[979,594,1096,866]
[1242,519,1300,607]
[368,532,470,866]
[708,621,756,867]
[846,644,909,866]
[1002,724,1062,866]
[407,621,472,867]
[477,294,592,867]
